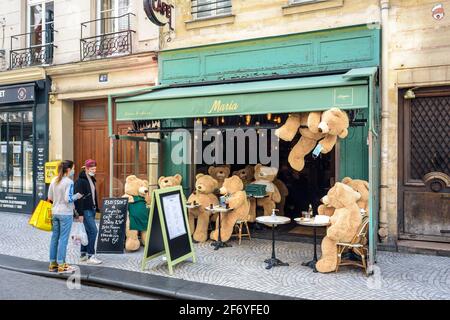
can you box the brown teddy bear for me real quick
[316,182,362,273]
[187,174,219,242]
[122,175,151,252]
[249,164,282,222]
[318,177,369,216]
[232,165,255,187]
[275,109,349,172]
[208,165,231,189]
[158,174,182,189]
[210,176,250,242]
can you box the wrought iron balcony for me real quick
[80,13,135,62]
[9,28,57,69]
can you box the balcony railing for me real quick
[9,28,57,69]
[80,13,135,62]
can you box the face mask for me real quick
[88,171,95,177]
[69,169,75,177]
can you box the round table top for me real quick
[186,203,201,209]
[247,194,269,199]
[205,206,233,213]
[256,215,291,225]
[294,217,330,227]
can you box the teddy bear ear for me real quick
[255,164,262,172]
[208,166,215,175]
[342,177,352,184]
[126,175,137,182]
[158,176,165,184]
[174,174,182,184]
[338,128,349,139]
[363,180,369,191]
[196,173,204,180]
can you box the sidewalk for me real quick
[1,212,449,300]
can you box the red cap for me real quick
[85,159,97,168]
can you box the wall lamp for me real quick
[404,87,420,100]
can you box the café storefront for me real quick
[0,80,50,213]
[109,25,382,269]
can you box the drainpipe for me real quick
[379,0,390,243]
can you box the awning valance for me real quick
[115,72,369,121]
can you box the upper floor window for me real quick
[27,0,54,47]
[289,0,326,4]
[97,0,130,35]
[192,0,232,20]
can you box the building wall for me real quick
[384,0,450,245]
[163,0,381,50]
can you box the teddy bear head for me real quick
[341,177,369,204]
[220,175,244,195]
[208,165,231,181]
[124,175,149,198]
[232,165,254,183]
[318,108,349,138]
[254,164,278,182]
[158,174,182,189]
[194,173,219,194]
[321,182,361,209]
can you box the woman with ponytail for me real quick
[47,160,83,273]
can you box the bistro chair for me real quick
[232,215,252,245]
[335,216,370,275]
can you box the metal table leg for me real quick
[264,224,289,270]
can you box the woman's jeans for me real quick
[81,209,98,258]
[49,214,73,265]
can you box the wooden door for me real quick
[398,87,450,243]
[74,100,110,205]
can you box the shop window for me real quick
[97,0,130,35]
[80,105,106,121]
[0,111,33,194]
[192,0,232,20]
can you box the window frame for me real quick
[96,0,130,36]
[26,0,54,48]
[192,0,233,20]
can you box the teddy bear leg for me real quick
[316,236,338,273]
[275,114,301,141]
[218,216,236,243]
[257,198,275,216]
[193,211,210,243]
[140,231,147,246]
[125,215,141,251]
[288,136,317,172]
[248,198,257,222]
[188,212,196,235]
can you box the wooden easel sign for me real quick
[141,186,196,274]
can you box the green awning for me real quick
[115,72,369,121]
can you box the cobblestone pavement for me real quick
[0,268,156,299]
[1,212,449,300]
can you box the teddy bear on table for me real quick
[210,175,250,243]
[158,174,182,189]
[187,174,219,242]
[122,175,151,252]
[315,182,362,273]
[248,164,282,222]
[275,108,349,172]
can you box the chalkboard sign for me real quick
[96,198,128,254]
[141,186,196,274]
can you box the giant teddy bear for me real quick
[318,177,369,217]
[315,182,362,273]
[249,164,281,222]
[232,165,255,187]
[122,175,151,252]
[275,108,350,172]
[210,175,250,242]
[208,165,231,189]
[187,174,219,242]
[158,174,182,189]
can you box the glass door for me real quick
[0,110,33,194]
[27,0,54,64]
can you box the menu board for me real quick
[96,198,128,254]
[161,193,187,240]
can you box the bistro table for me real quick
[295,217,331,272]
[256,214,291,270]
[205,205,234,251]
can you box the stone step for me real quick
[397,240,450,257]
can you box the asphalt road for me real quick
[0,268,162,300]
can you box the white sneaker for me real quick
[86,256,102,265]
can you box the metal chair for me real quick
[336,216,370,275]
[232,215,252,245]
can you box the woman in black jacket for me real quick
[74,159,102,265]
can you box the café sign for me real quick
[143,0,174,30]
[0,84,35,104]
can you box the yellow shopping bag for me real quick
[29,200,53,232]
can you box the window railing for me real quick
[9,28,57,69]
[80,13,135,62]
[191,0,232,19]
